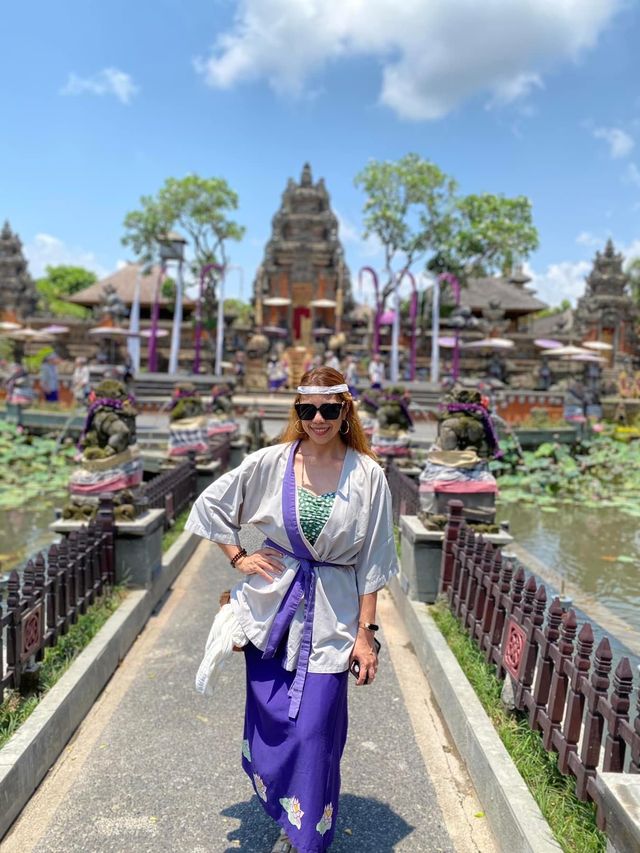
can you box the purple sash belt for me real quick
[261,441,351,720]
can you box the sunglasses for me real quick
[295,402,344,421]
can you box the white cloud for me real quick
[196,0,618,120]
[61,68,138,104]
[335,210,382,260]
[622,238,640,263]
[24,233,109,279]
[627,163,640,188]
[525,259,591,306]
[486,73,543,110]
[576,231,605,247]
[527,236,640,308]
[593,126,634,158]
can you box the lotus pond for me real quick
[493,434,640,634]
[0,421,75,571]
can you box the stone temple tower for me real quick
[574,239,638,363]
[254,163,352,348]
[0,221,38,320]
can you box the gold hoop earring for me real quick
[340,420,350,435]
[295,419,305,434]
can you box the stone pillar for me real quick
[399,514,513,603]
[51,508,166,589]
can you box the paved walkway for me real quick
[2,529,495,853]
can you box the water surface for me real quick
[500,503,640,634]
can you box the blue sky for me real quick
[2,0,640,307]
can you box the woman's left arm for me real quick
[349,591,378,687]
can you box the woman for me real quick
[186,367,397,853]
[71,357,90,405]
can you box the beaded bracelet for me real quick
[230,548,247,568]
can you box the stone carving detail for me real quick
[503,619,527,679]
[20,603,44,662]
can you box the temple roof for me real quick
[454,275,547,314]
[68,263,195,307]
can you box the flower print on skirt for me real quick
[242,642,349,853]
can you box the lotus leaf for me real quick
[496,434,640,517]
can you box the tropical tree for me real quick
[355,154,539,311]
[122,174,245,358]
[36,265,96,317]
[627,257,640,304]
[354,153,457,307]
[122,174,245,277]
[429,193,539,280]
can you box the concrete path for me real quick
[2,529,495,853]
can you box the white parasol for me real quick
[88,326,139,337]
[309,298,337,308]
[463,337,514,349]
[545,344,592,357]
[262,297,292,306]
[582,341,613,351]
[9,327,51,340]
[139,328,169,339]
[568,353,607,363]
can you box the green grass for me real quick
[0,586,127,750]
[431,600,606,853]
[393,524,401,558]
[161,505,192,552]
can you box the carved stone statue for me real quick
[169,383,204,422]
[99,282,129,324]
[419,388,500,524]
[64,379,142,521]
[370,386,413,458]
[438,389,498,459]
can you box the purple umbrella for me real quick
[263,325,288,337]
[378,310,396,325]
[437,336,458,348]
[534,338,563,349]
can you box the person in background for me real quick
[324,350,340,371]
[40,354,60,403]
[233,350,246,388]
[122,352,135,388]
[71,356,91,405]
[267,355,288,394]
[344,355,359,397]
[368,352,385,390]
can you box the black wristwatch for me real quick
[358,621,379,632]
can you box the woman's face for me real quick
[297,394,347,447]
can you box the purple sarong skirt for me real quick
[242,642,349,852]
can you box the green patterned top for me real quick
[297,486,336,546]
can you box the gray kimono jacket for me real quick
[186,441,398,675]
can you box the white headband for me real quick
[297,384,348,395]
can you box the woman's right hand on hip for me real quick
[236,547,284,583]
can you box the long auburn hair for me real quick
[279,366,378,461]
